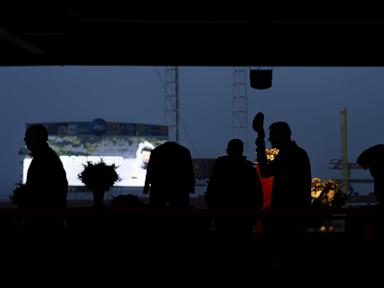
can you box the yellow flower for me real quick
[311,189,322,199]
[327,190,335,202]
[311,177,347,208]
[266,148,280,161]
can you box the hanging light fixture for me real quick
[249,68,272,89]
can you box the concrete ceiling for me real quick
[1,4,384,66]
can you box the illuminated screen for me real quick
[21,120,168,187]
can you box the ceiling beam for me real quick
[0,27,46,55]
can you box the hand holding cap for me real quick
[252,112,265,134]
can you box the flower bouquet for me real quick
[311,177,348,208]
[78,159,120,207]
[266,148,279,161]
[311,177,348,232]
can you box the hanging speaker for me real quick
[250,69,272,89]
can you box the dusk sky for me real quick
[1,66,383,201]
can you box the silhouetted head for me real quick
[24,124,48,152]
[226,138,244,157]
[357,152,369,170]
[268,122,292,149]
[357,144,384,176]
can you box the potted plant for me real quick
[78,159,121,208]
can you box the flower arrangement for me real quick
[311,177,348,208]
[78,159,121,192]
[266,148,280,161]
[9,183,29,208]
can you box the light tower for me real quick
[340,107,350,194]
[233,67,248,154]
[165,66,179,142]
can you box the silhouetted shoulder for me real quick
[359,144,384,157]
[357,144,384,167]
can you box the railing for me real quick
[0,205,381,240]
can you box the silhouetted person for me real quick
[253,113,312,230]
[357,144,384,239]
[253,112,311,262]
[253,114,311,211]
[205,139,263,236]
[143,141,195,208]
[24,124,68,230]
[357,145,384,205]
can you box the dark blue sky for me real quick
[1,66,383,200]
